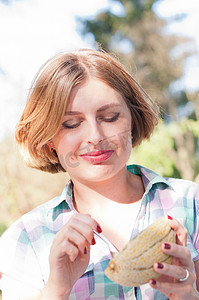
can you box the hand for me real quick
[41,213,101,300]
[148,217,198,300]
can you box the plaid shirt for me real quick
[0,164,199,299]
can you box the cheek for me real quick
[55,133,80,154]
[54,133,82,170]
[103,125,132,154]
[117,129,132,153]
[114,118,132,146]
[116,117,132,153]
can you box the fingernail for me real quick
[167,215,173,220]
[157,263,164,269]
[97,225,102,233]
[84,247,87,254]
[92,237,96,245]
[164,243,171,249]
[150,279,156,285]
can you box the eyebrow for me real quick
[64,103,121,115]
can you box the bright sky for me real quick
[0,0,199,140]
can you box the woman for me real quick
[0,49,199,299]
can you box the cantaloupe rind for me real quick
[105,217,176,287]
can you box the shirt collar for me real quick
[46,180,74,216]
[46,164,174,215]
[127,164,174,192]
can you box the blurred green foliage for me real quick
[78,0,196,120]
[129,119,199,181]
[79,0,199,182]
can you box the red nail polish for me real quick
[84,247,87,254]
[151,279,156,285]
[92,237,96,245]
[97,225,102,233]
[164,243,171,249]
[167,215,173,220]
[157,263,164,269]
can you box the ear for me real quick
[47,141,55,152]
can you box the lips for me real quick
[80,150,114,163]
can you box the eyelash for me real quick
[62,122,82,129]
[62,113,120,129]
[102,113,120,122]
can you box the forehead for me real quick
[66,78,127,112]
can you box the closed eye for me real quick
[62,112,120,129]
[62,121,82,129]
[102,112,120,122]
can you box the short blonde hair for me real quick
[15,49,159,173]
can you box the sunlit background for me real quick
[0,0,199,140]
[0,0,199,232]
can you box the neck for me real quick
[71,167,144,213]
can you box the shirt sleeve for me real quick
[0,274,41,300]
[0,219,44,292]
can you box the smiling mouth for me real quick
[80,150,114,163]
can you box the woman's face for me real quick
[52,78,132,184]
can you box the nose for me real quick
[87,121,104,145]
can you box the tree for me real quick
[129,119,199,182]
[78,0,195,120]
[78,0,199,181]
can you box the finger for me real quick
[167,217,187,246]
[56,213,98,245]
[153,262,195,282]
[68,213,101,244]
[60,239,91,262]
[67,227,90,254]
[161,242,194,270]
[64,240,79,262]
[149,279,194,297]
[68,219,94,245]
[72,213,102,233]
[50,239,79,262]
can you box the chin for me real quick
[73,164,123,183]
